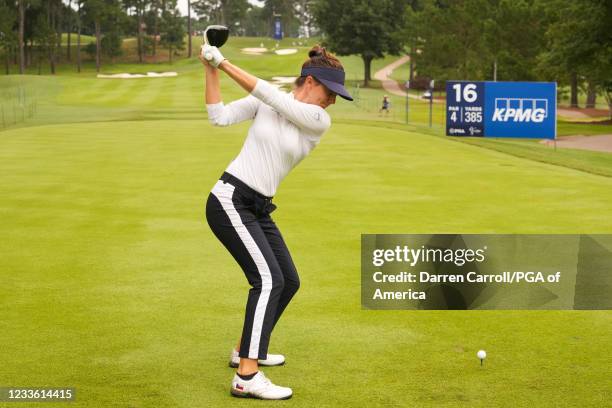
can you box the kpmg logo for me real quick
[492,98,548,123]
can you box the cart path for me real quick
[541,134,612,153]
[373,56,425,100]
[556,107,610,119]
[557,109,590,119]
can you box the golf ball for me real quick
[477,350,487,360]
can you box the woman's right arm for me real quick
[205,64,222,105]
[218,60,330,135]
[203,59,259,127]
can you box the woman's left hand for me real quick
[198,51,211,67]
[201,45,226,68]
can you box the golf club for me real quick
[203,25,229,61]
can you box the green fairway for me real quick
[60,33,97,45]
[1,36,611,407]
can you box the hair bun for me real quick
[308,46,324,58]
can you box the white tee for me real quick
[206,79,331,197]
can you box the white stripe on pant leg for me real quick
[211,180,272,359]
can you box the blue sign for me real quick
[273,18,282,40]
[446,81,557,139]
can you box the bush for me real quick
[102,32,123,58]
[409,76,444,91]
[143,36,155,55]
[84,42,96,59]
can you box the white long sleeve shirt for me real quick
[206,79,331,197]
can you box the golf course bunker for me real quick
[270,76,297,90]
[271,76,297,84]
[241,47,267,55]
[97,72,178,79]
[275,48,298,55]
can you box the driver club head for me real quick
[204,25,229,48]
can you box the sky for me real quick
[177,0,264,17]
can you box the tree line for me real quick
[315,0,611,110]
[194,0,316,38]
[0,0,318,75]
[1,0,609,111]
[0,0,186,74]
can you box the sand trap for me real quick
[275,48,298,55]
[271,76,297,84]
[97,72,177,79]
[241,47,267,55]
[269,76,297,90]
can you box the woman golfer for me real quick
[200,43,352,400]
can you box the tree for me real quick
[483,0,546,81]
[82,0,120,72]
[101,0,125,63]
[402,0,424,82]
[124,0,149,63]
[187,0,191,57]
[18,0,25,73]
[66,0,71,60]
[194,0,248,28]
[23,3,40,67]
[194,0,223,25]
[76,0,82,72]
[538,0,611,112]
[160,1,184,63]
[577,1,612,115]
[144,0,161,59]
[400,0,548,85]
[408,0,493,83]
[54,0,62,65]
[45,0,63,75]
[31,11,52,74]
[83,0,104,72]
[0,0,17,74]
[101,31,121,60]
[263,0,299,37]
[294,0,315,38]
[242,4,267,37]
[313,0,407,86]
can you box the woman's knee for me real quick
[263,264,284,291]
[244,263,285,292]
[284,273,300,294]
[271,272,285,293]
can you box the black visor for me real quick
[300,67,353,101]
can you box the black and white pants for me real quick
[206,172,300,360]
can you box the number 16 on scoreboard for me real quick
[446,81,485,136]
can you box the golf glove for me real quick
[201,44,226,68]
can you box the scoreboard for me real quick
[446,81,556,139]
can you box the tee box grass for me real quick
[1,37,610,407]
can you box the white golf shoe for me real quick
[228,348,285,368]
[230,371,293,400]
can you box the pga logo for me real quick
[449,128,465,135]
[492,98,548,123]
